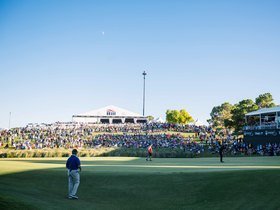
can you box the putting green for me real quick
[1,157,280,210]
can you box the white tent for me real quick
[72,105,148,124]
[79,105,142,117]
[194,120,204,126]
[152,117,165,123]
[189,119,204,126]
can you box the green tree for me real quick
[166,109,194,124]
[255,93,275,109]
[178,109,194,124]
[166,110,180,124]
[231,99,258,132]
[147,116,154,121]
[209,102,234,129]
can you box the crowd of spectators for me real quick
[0,122,280,156]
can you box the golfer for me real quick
[66,149,81,199]
[146,144,153,161]
[219,142,225,163]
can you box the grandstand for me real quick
[244,106,280,145]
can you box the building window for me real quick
[107,109,116,116]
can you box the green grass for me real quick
[1,157,280,210]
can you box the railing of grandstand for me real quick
[243,123,279,131]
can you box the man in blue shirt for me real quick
[66,149,81,199]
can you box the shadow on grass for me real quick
[0,195,37,210]
[1,164,280,210]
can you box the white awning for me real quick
[74,105,142,117]
[245,106,280,116]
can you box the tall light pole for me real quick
[9,112,11,129]
[142,71,147,116]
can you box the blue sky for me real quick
[0,0,280,128]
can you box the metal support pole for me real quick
[9,112,11,129]
[142,71,147,116]
[276,111,278,129]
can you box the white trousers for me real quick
[68,170,80,196]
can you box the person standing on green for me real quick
[66,149,81,199]
[219,142,225,163]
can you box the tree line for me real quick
[208,93,276,132]
[163,93,276,133]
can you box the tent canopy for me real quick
[245,106,280,116]
[152,117,165,123]
[77,105,142,117]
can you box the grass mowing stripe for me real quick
[1,157,280,209]
[82,164,280,169]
